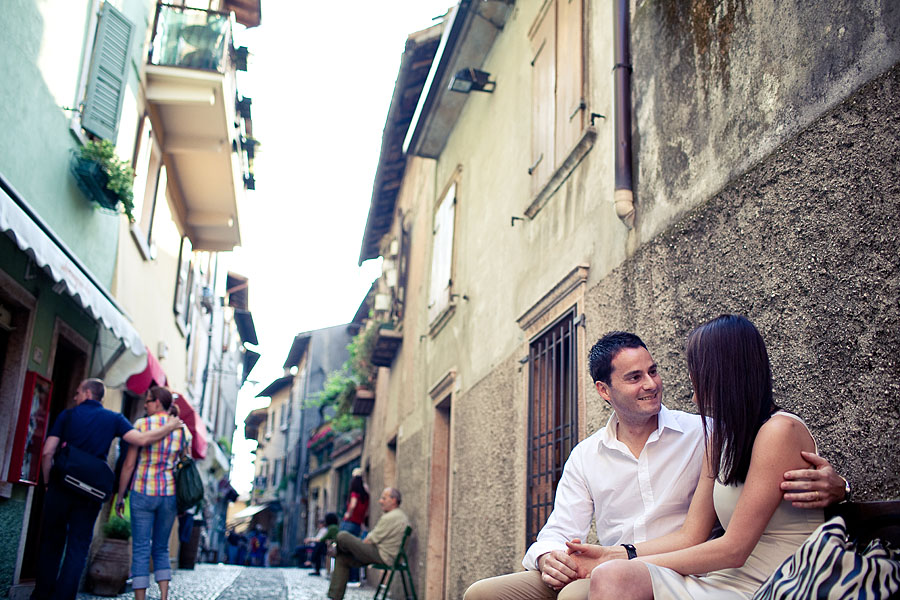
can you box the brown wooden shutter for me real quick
[530,6,556,195]
[81,3,134,141]
[556,0,584,159]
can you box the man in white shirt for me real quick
[464,331,848,600]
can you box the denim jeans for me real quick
[130,491,177,590]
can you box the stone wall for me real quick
[583,63,900,498]
[631,0,900,246]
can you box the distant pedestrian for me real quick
[249,525,268,566]
[116,386,191,600]
[236,532,249,566]
[328,488,409,600]
[30,379,182,600]
[341,471,369,583]
[307,513,339,576]
[226,529,240,564]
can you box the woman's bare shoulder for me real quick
[754,413,816,460]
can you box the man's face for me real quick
[595,346,663,425]
[378,488,397,513]
[74,383,89,404]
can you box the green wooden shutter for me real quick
[81,3,134,141]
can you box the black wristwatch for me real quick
[840,478,852,504]
[621,544,637,560]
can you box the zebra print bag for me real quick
[753,516,900,600]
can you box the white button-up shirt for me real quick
[523,405,706,570]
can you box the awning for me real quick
[242,348,260,384]
[125,347,167,395]
[234,309,258,345]
[230,503,268,520]
[0,174,144,356]
[174,393,208,459]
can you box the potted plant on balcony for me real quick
[87,513,132,596]
[70,139,136,222]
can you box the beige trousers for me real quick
[464,570,590,600]
[326,531,383,600]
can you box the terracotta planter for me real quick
[88,537,131,596]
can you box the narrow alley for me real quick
[76,564,378,600]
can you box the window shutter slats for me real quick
[429,183,456,323]
[81,3,134,141]
[530,9,556,195]
[556,0,584,157]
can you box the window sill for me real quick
[525,127,597,219]
[130,223,157,261]
[428,301,457,338]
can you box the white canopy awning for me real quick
[231,503,269,520]
[0,178,145,359]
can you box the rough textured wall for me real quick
[584,64,900,499]
[449,353,525,598]
[396,427,426,597]
[0,487,27,597]
[632,0,900,246]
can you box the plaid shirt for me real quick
[131,414,191,496]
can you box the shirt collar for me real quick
[598,404,684,450]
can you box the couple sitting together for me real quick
[466,315,849,600]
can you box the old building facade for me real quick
[0,0,260,594]
[356,1,900,598]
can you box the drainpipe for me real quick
[613,0,635,229]
[200,255,219,417]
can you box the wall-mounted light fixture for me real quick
[449,68,495,93]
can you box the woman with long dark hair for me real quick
[116,386,190,600]
[342,472,370,535]
[341,470,369,584]
[569,315,823,599]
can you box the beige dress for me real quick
[646,412,824,599]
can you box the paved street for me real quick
[76,564,381,600]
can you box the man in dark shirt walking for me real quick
[31,378,182,600]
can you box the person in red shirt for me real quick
[341,470,369,584]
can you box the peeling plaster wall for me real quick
[583,64,900,499]
[449,353,527,596]
[632,0,900,244]
[363,2,900,597]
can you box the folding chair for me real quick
[371,525,417,600]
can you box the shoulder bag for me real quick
[51,414,114,502]
[174,426,204,513]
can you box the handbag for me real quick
[174,428,203,513]
[51,415,114,501]
[753,516,900,600]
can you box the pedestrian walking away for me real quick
[30,379,182,600]
[116,386,191,600]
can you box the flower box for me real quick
[70,154,121,213]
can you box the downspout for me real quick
[613,0,635,230]
[200,255,219,416]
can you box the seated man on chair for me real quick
[328,487,409,600]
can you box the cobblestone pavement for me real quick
[75,563,379,600]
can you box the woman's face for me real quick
[145,393,161,415]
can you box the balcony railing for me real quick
[149,4,233,73]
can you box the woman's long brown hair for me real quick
[686,314,776,486]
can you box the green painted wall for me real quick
[0,0,124,287]
[0,230,99,597]
[0,485,29,598]
[0,235,99,378]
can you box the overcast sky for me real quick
[227,2,453,494]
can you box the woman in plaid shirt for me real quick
[116,386,191,600]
